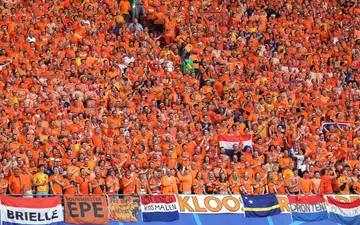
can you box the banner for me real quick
[242,194,281,217]
[141,195,180,222]
[0,195,63,225]
[63,195,108,224]
[328,197,360,225]
[321,122,350,130]
[288,195,328,222]
[219,135,252,151]
[177,195,360,214]
[109,196,140,222]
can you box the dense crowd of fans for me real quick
[0,0,359,197]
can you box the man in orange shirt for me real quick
[161,170,176,194]
[76,168,91,195]
[90,171,105,195]
[49,167,64,195]
[106,169,120,196]
[177,169,192,194]
[320,168,335,194]
[8,168,22,196]
[119,0,131,22]
[63,173,77,195]
[300,171,313,195]
[121,170,136,194]
[21,164,34,198]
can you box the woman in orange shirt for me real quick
[252,172,265,195]
[192,172,206,194]
[266,172,277,194]
[240,171,252,194]
[217,172,230,194]
[275,172,286,194]
[229,172,241,194]
[206,171,217,194]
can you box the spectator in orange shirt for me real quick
[49,167,64,195]
[8,168,22,196]
[275,173,287,194]
[205,171,218,194]
[352,174,360,194]
[63,173,77,195]
[266,173,277,194]
[122,170,136,195]
[217,172,230,194]
[300,171,313,195]
[286,169,300,195]
[0,173,8,195]
[252,172,265,195]
[320,168,336,194]
[311,171,321,194]
[229,172,241,194]
[20,164,33,198]
[90,171,105,195]
[106,169,120,195]
[137,173,152,194]
[240,171,252,195]
[177,169,192,194]
[192,172,206,194]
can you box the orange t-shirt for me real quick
[9,176,21,194]
[122,176,136,194]
[300,178,312,195]
[49,174,64,194]
[20,173,33,191]
[320,175,333,194]
[0,179,8,193]
[76,175,90,195]
[91,178,105,195]
[64,179,76,195]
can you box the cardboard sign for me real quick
[64,195,109,224]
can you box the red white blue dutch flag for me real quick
[219,135,252,151]
[140,195,179,222]
[288,195,328,222]
[0,195,64,225]
[328,197,360,225]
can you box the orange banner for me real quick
[64,195,109,224]
[109,196,140,222]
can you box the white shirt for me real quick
[295,155,305,170]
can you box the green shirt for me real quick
[181,59,195,74]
